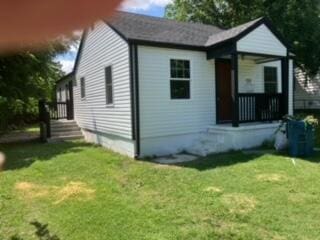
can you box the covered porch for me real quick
[213,51,289,127]
[206,18,291,127]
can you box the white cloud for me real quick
[121,0,173,11]
[55,40,79,74]
[69,44,78,54]
[57,58,75,74]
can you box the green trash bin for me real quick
[287,120,315,157]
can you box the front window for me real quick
[170,59,190,99]
[264,67,278,93]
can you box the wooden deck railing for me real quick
[238,93,283,123]
[48,102,68,120]
[38,100,74,139]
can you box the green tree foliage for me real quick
[0,40,71,131]
[165,0,320,76]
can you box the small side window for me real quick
[105,66,113,105]
[80,77,86,99]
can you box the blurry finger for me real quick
[0,0,123,51]
[0,152,5,171]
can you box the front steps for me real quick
[48,120,83,142]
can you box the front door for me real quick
[216,59,232,123]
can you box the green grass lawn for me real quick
[0,124,39,136]
[1,140,320,240]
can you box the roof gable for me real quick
[237,23,287,56]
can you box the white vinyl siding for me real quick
[237,24,287,56]
[138,46,215,139]
[74,21,132,139]
[289,59,294,114]
[80,77,86,99]
[238,58,282,93]
[294,68,320,109]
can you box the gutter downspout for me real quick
[129,43,141,158]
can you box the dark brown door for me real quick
[216,59,232,122]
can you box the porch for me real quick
[38,100,82,141]
[212,51,289,127]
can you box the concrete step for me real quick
[51,130,82,137]
[51,125,81,132]
[47,134,83,143]
[50,121,77,127]
[48,120,82,142]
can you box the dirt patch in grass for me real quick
[15,182,50,199]
[203,186,223,193]
[15,181,95,204]
[222,193,257,214]
[54,181,95,204]
[256,173,288,183]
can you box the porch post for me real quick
[281,56,289,116]
[231,52,239,127]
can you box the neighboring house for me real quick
[56,72,74,103]
[56,11,294,158]
[294,69,320,110]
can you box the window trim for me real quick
[80,77,86,100]
[169,58,191,100]
[264,66,278,94]
[105,65,114,106]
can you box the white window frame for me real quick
[169,58,192,100]
[105,65,114,107]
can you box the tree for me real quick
[0,39,73,131]
[165,0,320,77]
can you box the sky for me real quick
[56,0,172,74]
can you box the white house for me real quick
[56,72,74,103]
[294,69,320,110]
[55,11,294,158]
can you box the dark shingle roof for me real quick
[107,12,266,48]
[205,18,263,46]
[108,11,224,47]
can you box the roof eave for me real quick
[56,72,74,84]
[73,29,88,74]
[128,39,207,51]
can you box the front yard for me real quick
[1,139,320,240]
